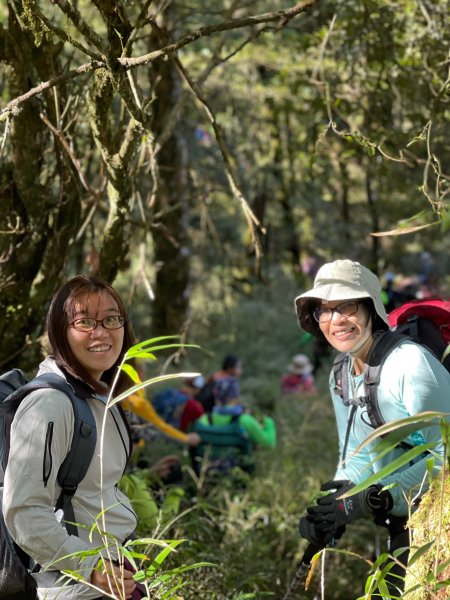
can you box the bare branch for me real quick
[0,1,315,122]
[39,111,101,198]
[26,0,105,60]
[123,0,154,56]
[174,54,266,264]
[119,0,316,69]
[0,60,103,121]
[0,117,10,162]
[53,0,108,54]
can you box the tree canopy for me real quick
[0,0,448,370]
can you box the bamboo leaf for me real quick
[408,541,435,566]
[344,442,436,496]
[371,222,438,236]
[442,344,450,363]
[351,412,447,456]
[121,363,140,383]
[108,372,201,406]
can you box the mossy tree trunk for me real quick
[404,468,450,599]
[148,8,191,341]
[0,3,81,371]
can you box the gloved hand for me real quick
[306,480,393,530]
[298,515,345,548]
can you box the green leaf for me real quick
[436,557,450,574]
[121,363,140,383]
[108,372,201,406]
[351,412,447,456]
[124,351,157,361]
[408,541,435,566]
[344,442,436,497]
[362,423,437,466]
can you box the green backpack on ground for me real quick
[191,414,254,476]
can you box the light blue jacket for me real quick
[331,339,450,516]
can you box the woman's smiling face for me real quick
[317,299,371,355]
[66,292,124,382]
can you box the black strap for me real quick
[342,404,357,465]
[363,331,407,429]
[333,331,406,431]
[5,373,97,536]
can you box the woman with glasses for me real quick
[293,259,450,595]
[3,275,143,599]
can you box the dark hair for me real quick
[361,298,389,333]
[222,354,241,371]
[46,275,134,395]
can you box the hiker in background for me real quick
[294,259,450,595]
[280,354,317,396]
[197,354,242,413]
[191,368,277,472]
[3,275,144,599]
[176,375,206,432]
[124,376,205,486]
[123,375,203,447]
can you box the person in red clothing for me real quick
[179,375,206,431]
[280,354,317,396]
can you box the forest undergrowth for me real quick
[133,275,390,599]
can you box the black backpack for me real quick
[333,310,450,461]
[195,378,217,413]
[0,369,97,600]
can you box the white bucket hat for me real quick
[288,354,313,376]
[295,259,389,338]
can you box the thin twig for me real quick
[53,0,108,54]
[174,54,266,263]
[0,117,10,162]
[28,0,104,60]
[39,111,101,197]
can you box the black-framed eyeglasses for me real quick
[69,316,125,332]
[313,301,359,323]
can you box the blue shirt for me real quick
[330,339,450,515]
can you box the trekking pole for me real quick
[282,543,323,600]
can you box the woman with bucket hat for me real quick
[294,259,450,594]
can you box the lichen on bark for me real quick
[404,468,450,599]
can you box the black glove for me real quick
[307,480,393,530]
[298,515,345,548]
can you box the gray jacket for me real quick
[3,357,136,599]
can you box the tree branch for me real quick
[53,0,108,54]
[25,0,104,60]
[119,0,316,69]
[0,1,315,121]
[0,61,103,121]
[174,54,266,264]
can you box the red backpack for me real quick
[388,298,450,368]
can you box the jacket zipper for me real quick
[43,421,54,486]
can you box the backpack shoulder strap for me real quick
[5,373,97,536]
[363,331,406,430]
[332,352,352,404]
[333,331,406,427]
